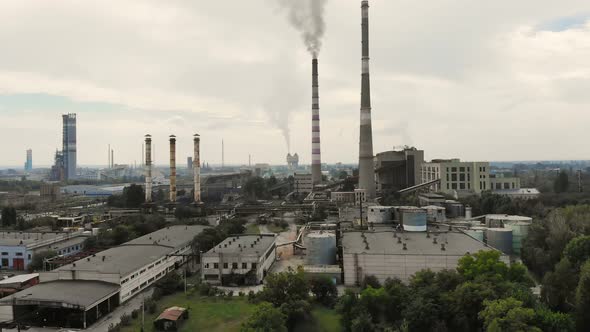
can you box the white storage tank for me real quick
[367,206,392,224]
[504,219,533,255]
[486,228,513,254]
[305,232,337,265]
[465,226,486,242]
[399,208,427,232]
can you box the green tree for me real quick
[123,184,145,207]
[310,276,338,307]
[243,177,268,200]
[575,261,590,331]
[382,278,409,325]
[1,207,17,227]
[336,289,360,332]
[542,258,578,311]
[112,225,131,245]
[458,250,509,281]
[241,302,287,332]
[479,298,541,332]
[450,281,497,331]
[350,310,375,332]
[554,171,570,193]
[361,275,381,289]
[535,306,575,332]
[258,267,309,307]
[27,250,57,272]
[563,235,590,269]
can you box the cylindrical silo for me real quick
[305,232,337,265]
[400,208,427,232]
[465,227,486,242]
[504,219,533,255]
[486,228,513,254]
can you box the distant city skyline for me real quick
[2,1,590,166]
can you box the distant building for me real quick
[24,149,32,172]
[375,148,424,192]
[40,182,61,201]
[187,157,193,170]
[49,150,65,181]
[422,159,490,196]
[342,230,507,285]
[294,173,313,194]
[201,234,277,286]
[62,113,77,180]
[490,174,520,191]
[494,188,540,200]
[286,153,299,170]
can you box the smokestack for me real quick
[169,135,177,202]
[222,139,224,169]
[311,58,322,185]
[358,0,375,199]
[194,134,201,203]
[145,134,153,203]
[111,149,114,168]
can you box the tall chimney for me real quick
[358,0,376,199]
[194,134,201,203]
[145,134,152,202]
[111,149,114,168]
[169,135,177,202]
[222,139,224,169]
[311,58,322,185]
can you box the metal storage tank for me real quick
[465,227,486,242]
[305,232,337,265]
[485,215,532,228]
[504,220,532,255]
[400,208,427,232]
[486,228,513,254]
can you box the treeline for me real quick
[191,218,246,254]
[84,214,167,248]
[0,180,43,193]
[242,251,568,332]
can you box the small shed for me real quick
[154,306,189,331]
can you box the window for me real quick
[28,254,31,260]
[468,183,471,189]
[459,174,465,181]
[242,263,247,269]
[460,183,465,190]
[460,167,465,172]
[452,183,458,190]
[446,183,450,190]
[451,167,457,172]
[232,263,238,269]
[252,263,257,269]
[446,174,449,181]
[223,263,228,269]
[1,252,7,256]
[451,174,457,181]
[16,253,23,256]
[214,263,219,269]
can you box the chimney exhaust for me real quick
[145,134,153,202]
[311,58,322,186]
[169,135,177,202]
[358,0,376,199]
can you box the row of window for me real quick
[57,245,80,255]
[205,262,258,270]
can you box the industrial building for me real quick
[286,153,299,170]
[494,188,540,200]
[62,113,77,180]
[421,159,490,196]
[0,225,207,329]
[342,230,508,285]
[490,174,520,191]
[294,173,314,194]
[0,231,87,270]
[201,234,276,286]
[61,184,127,197]
[375,148,424,192]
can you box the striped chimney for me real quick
[311,58,322,185]
[193,134,201,203]
[144,134,152,202]
[169,135,177,202]
[358,0,375,198]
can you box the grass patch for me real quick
[245,223,260,234]
[121,294,256,332]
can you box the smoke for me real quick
[276,0,328,57]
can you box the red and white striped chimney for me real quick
[311,58,322,185]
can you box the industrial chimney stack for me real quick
[311,58,322,185]
[358,0,376,199]
[169,135,177,202]
[193,134,202,203]
[145,134,153,203]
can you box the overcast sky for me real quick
[1,0,590,167]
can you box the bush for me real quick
[247,290,258,303]
[131,309,139,319]
[200,283,211,296]
[239,291,245,297]
[146,300,157,314]
[120,313,131,326]
[108,323,120,332]
[228,290,234,297]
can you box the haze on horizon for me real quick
[1,0,590,167]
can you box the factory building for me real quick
[331,189,367,205]
[294,173,314,194]
[421,159,490,196]
[0,231,87,270]
[374,148,424,192]
[0,225,207,329]
[342,230,508,285]
[201,234,276,286]
[286,153,299,170]
[490,174,520,191]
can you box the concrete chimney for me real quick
[111,149,114,168]
[193,134,201,203]
[311,58,322,185]
[169,135,177,202]
[358,0,376,199]
[145,134,153,202]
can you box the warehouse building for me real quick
[0,225,208,329]
[0,231,87,270]
[342,230,508,285]
[201,234,277,286]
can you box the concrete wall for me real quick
[202,244,276,285]
[422,161,490,195]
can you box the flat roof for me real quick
[0,273,38,285]
[0,231,82,248]
[1,280,119,309]
[342,231,497,256]
[56,225,208,276]
[204,234,276,256]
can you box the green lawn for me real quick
[245,223,260,234]
[121,295,256,332]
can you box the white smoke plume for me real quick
[276,0,328,57]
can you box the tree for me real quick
[337,289,360,332]
[563,235,590,269]
[1,207,17,227]
[361,275,381,289]
[575,261,590,331]
[479,298,541,332]
[258,267,309,307]
[123,184,144,207]
[458,250,509,281]
[112,225,131,245]
[450,281,497,331]
[350,310,375,332]
[554,171,570,193]
[310,276,338,307]
[535,306,575,332]
[358,286,389,324]
[241,302,287,332]
[542,258,578,311]
[154,273,182,295]
[28,250,57,272]
[383,278,409,325]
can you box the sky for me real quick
[1,0,590,167]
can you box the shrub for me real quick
[131,309,139,319]
[239,291,245,297]
[120,313,131,326]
